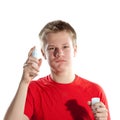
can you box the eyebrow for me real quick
[48,42,69,47]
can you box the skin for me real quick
[4,31,108,120]
[88,101,108,120]
[41,31,77,83]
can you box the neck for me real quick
[50,70,75,84]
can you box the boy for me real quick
[4,20,110,120]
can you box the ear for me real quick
[41,49,47,59]
[73,45,77,57]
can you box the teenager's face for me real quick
[42,31,77,72]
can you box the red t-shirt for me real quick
[24,74,110,120]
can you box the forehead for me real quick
[45,31,72,45]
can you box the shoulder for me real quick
[32,75,49,83]
[76,74,104,92]
[76,75,108,105]
[28,75,50,91]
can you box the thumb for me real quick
[88,101,92,106]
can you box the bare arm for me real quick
[4,81,29,120]
[4,47,42,120]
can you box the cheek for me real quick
[66,49,75,57]
[45,53,54,62]
[63,52,73,60]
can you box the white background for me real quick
[0,0,120,119]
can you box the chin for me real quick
[51,63,71,72]
[54,66,69,73]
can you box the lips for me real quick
[55,59,66,62]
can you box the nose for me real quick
[54,48,64,57]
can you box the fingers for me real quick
[90,102,108,120]
[28,46,35,58]
[25,56,40,69]
[22,47,42,83]
[23,57,42,75]
[24,63,39,77]
[94,109,108,120]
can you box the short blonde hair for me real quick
[39,20,77,49]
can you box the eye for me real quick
[47,47,55,51]
[63,45,69,49]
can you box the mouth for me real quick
[55,60,66,63]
